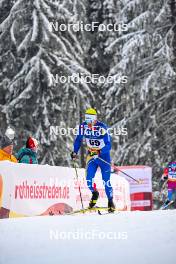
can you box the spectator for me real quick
[0,134,17,218]
[0,135,17,162]
[17,137,39,164]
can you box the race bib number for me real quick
[86,138,105,149]
[168,172,176,180]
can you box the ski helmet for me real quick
[85,108,97,115]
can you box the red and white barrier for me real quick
[114,165,153,210]
[0,161,131,218]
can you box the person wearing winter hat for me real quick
[17,137,39,164]
[0,135,17,162]
[0,132,17,218]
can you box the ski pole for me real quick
[97,157,141,184]
[159,179,168,201]
[73,162,84,210]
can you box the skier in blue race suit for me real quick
[71,108,115,212]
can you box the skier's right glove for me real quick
[71,151,78,160]
[161,175,168,181]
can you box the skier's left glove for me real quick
[89,149,100,159]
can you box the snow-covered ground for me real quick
[0,210,176,264]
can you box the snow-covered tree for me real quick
[103,0,176,180]
[0,0,94,165]
[0,0,175,190]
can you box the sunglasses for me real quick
[85,114,97,124]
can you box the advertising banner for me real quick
[115,165,152,210]
[0,161,131,218]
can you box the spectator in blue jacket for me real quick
[17,137,39,164]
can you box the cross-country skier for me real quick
[160,161,176,209]
[71,108,115,212]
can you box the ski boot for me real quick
[108,198,115,213]
[89,190,99,208]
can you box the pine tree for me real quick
[0,0,94,165]
[103,0,176,176]
[0,0,175,181]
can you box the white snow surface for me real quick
[0,210,176,264]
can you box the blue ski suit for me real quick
[73,121,113,199]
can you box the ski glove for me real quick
[89,149,100,159]
[161,175,168,181]
[71,152,78,160]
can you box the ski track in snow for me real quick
[0,210,176,264]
